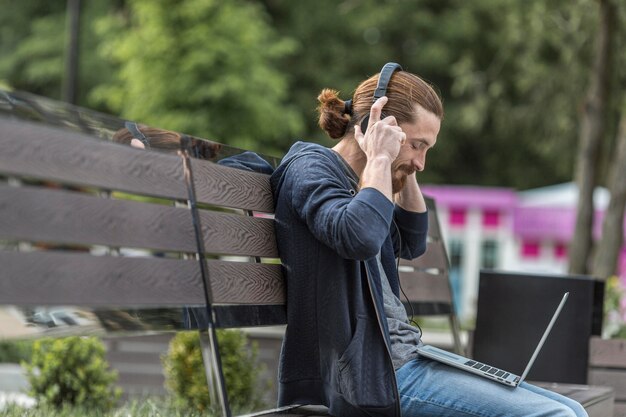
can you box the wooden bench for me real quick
[0,115,289,416]
[0,109,615,416]
[589,336,626,416]
[398,198,463,355]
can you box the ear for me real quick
[360,116,370,134]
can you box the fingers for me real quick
[130,138,146,149]
[367,96,388,132]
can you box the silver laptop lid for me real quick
[518,292,569,385]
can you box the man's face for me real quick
[392,105,440,193]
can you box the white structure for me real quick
[421,183,626,323]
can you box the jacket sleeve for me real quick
[390,205,428,260]
[287,155,394,260]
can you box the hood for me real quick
[270,141,358,200]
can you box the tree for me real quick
[0,0,66,98]
[569,0,617,275]
[91,0,303,155]
[592,109,626,279]
[0,0,118,108]
[2,1,623,191]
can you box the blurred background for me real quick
[1,0,626,414]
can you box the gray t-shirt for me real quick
[376,253,422,370]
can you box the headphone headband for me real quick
[373,62,403,101]
[360,62,404,133]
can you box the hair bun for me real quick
[317,89,351,139]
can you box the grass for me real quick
[0,399,215,417]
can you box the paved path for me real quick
[0,363,34,409]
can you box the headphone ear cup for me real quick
[360,116,369,134]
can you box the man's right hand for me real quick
[353,96,406,201]
[354,96,406,163]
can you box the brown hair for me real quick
[317,70,443,139]
[112,124,221,159]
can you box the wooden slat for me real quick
[0,184,193,252]
[588,369,626,401]
[400,241,448,270]
[424,196,441,239]
[191,158,274,213]
[0,184,278,257]
[589,336,626,368]
[0,251,204,306]
[405,302,452,316]
[200,211,277,257]
[398,270,452,303]
[208,260,284,304]
[0,117,187,200]
[0,251,283,306]
[213,305,287,328]
[426,205,442,239]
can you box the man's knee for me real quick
[548,403,585,417]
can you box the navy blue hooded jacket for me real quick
[270,142,428,417]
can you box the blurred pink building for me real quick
[421,182,626,321]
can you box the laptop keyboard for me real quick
[464,360,510,379]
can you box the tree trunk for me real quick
[592,112,626,279]
[568,0,615,275]
[62,0,81,104]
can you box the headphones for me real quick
[125,121,151,149]
[360,62,403,134]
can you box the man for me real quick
[270,64,586,417]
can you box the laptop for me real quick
[416,292,569,388]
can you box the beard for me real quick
[391,163,415,194]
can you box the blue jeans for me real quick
[396,357,588,417]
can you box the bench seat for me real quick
[534,382,615,417]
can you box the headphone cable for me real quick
[393,220,423,334]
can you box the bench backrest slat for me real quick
[207,261,284,304]
[400,241,448,272]
[0,184,278,257]
[398,270,453,304]
[190,159,275,213]
[0,251,284,307]
[0,251,205,306]
[0,118,187,200]
[198,212,278,258]
[0,184,195,253]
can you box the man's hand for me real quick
[355,96,406,202]
[354,96,406,163]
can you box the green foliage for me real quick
[603,276,626,339]
[91,0,303,155]
[0,1,65,98]
[23,337,121,411]
[2,1,626,187]
[441,0,602,188]
[0,0,117,107]
[0,339,33,363]
[163,330,266,414]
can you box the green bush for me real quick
[604,276,626,339]
[0,339,33,363]
[22,336,121,411]
[163,330,267,414]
